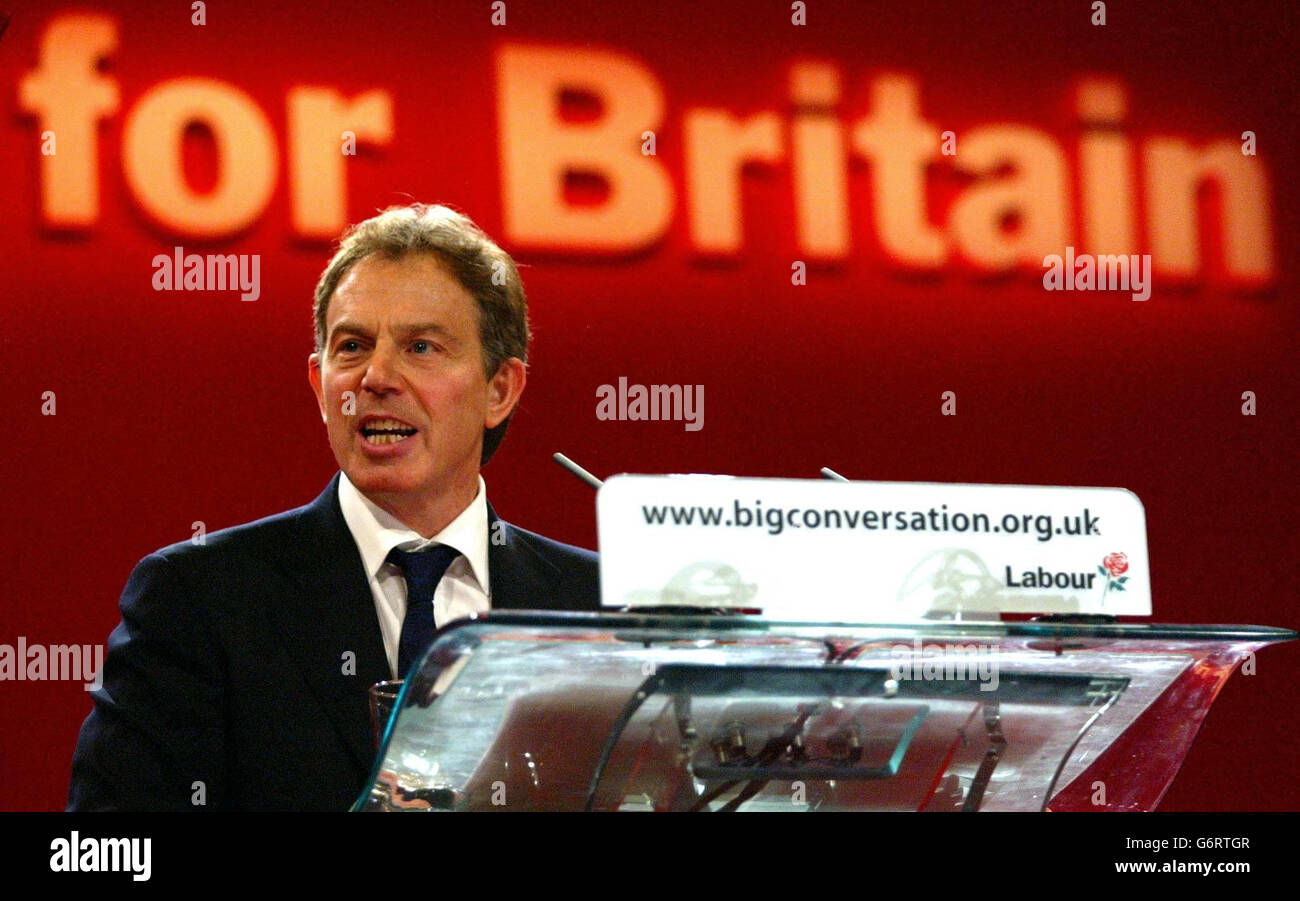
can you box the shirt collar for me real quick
[337,471,491,597]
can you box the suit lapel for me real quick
[486,502,564,610]
[262,485,570,773]
[266,473,389,773]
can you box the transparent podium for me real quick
[354,612,1294,812]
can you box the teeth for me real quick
[360,417,417,446]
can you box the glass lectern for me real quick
[355,612,1294,812]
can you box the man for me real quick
[68,204,600,811]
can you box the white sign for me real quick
[597,475,1151,620]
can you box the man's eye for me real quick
[412,340,435,354]
[338,340,361,353]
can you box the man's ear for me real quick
[308,352,328,424]
[485,357,527,429]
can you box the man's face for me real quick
[308,254,521,513]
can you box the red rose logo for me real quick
[1102,553,1128,577]
[1096,553,1131,608]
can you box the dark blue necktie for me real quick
[387,544,461,678]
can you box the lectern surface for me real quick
[355,613,1294,812]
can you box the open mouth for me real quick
[359,418,418,445]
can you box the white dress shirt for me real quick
[337,472,492,679]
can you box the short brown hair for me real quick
[313,204,530,465]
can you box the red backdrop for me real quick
[1,0,1296,811]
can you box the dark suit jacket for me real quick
[67,473,600,811]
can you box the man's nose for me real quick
[360,343,402,393]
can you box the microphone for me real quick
[552,452,603,490]
[819,467,850,482]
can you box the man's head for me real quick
[308,204,529,531]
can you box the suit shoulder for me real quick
[500,522,600,611]
[506,523,598,568]
[146,501,313,567]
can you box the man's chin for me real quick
[349,472,411,492]
[341,462,419,497]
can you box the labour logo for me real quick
[1097,552,1130,608]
